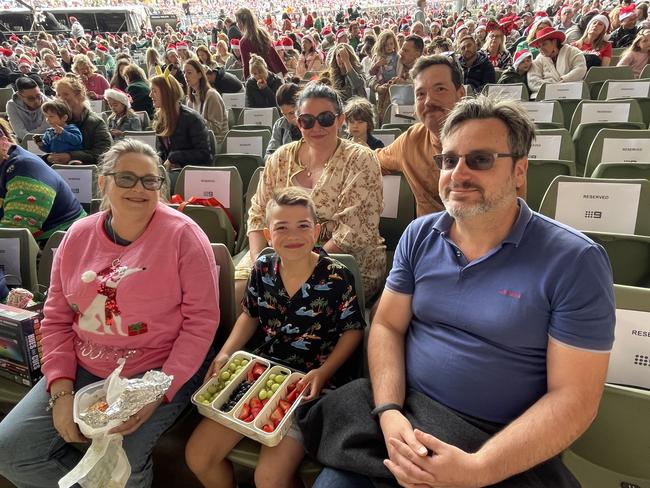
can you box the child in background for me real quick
[344,96,385,150]
[617,29,650,78]
[38,100,83,153]
[104,88,142,140]
[369,30,400,83]
[186,187,365,488]
[498,50,533,87]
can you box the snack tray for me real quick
[191,351,305,447]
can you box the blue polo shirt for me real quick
[386,198,615,424]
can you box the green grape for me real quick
[258,390,268,400]
[268,374,276,382]
[197,394,206,402]
[241,359,249,366]
[207,385,217,395]
[274,375,286,384]
[229,363,238,372]
[220,371,230,381]
[271,383,280,392]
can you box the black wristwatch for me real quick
[370,403,403,418]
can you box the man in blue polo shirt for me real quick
[301,95,615,488]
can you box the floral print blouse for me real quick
[242,138,387,299]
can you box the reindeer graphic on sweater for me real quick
[78,263,146,336]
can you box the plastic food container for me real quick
[192,351,305,447]
[73,380,122,438]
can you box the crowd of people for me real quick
[0,0,641,486]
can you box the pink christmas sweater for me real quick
[41,202,220,400]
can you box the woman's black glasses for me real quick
[297,111,339,129]
[433,152,516,171]
[105,172,165,190]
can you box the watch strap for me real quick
[370,402,402,417]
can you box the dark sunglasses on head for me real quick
[105,171,165,190]
[297,111,339,129]
[433,152,516,171]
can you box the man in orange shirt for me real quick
[375,55,465,216]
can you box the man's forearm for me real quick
[368,322,406,406]
[474,388,600,485]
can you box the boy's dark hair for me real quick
[276,83,301,107]
[15,77,38,91]
[411,54,464,88]
[405,34,425,54]
[343,96,375,133]
[41,99,72,122]
[265,187,318,224]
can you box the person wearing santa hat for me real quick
[498,49,533,87]
[556,6,575,31]
[610,4,640,47]
[224,38,243,71]
[17,56,33,76]
[527,26,587,97]
[95,44,116,80]
[104,88,142,140]
[573,14,613,66]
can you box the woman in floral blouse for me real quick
[235,82,386,304]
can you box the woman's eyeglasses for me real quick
[433,152,516,171]
[105,171,165,190]
[297,111,339,129]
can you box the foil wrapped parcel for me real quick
[79,363,173,429]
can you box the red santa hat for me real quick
[9,34,19,43]
[336,29,348,40]
[96,44,108,53]
[230,38,241,51]
[322,26,333,37]
[280,36,294,50]
[176,41,189,50]
[104,88,132,109]
[166,43,177,53]
[18,57,32,70]
[619,4,638,20]
[513,50,532,70]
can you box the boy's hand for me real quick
[297,367,329,401]
[54,125,63,135]
[204,352,230,382]
[110,129,123,137]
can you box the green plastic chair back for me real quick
[373,128,402,147]
[0,228,40,293]
[210,243,237,349]
[226,68,244,81]
[569,99,643,135]
[175,165,244,238]
[213,154,263,198]
[592,162,650,180]
[389,84,415,105]
[526,160,576,212]
[586,232,650,287]
[37,231,66,288]
[563,384,650,488]
[171,204,236,252]
[572,122,646,176]
[539,176,650,236]
[584,129,650,177]
[641,65,650,79]
[537,81,590,130]
[584,65,634,99]
[237,107,279,133]
[380,123,412,134]
[379,173,416,252]
[235,167,264,256]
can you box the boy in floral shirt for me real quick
[186,187,365,488]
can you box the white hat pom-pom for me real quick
[81,270,97,283]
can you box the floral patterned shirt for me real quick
[241,138,387,299]
[243,251,365,386]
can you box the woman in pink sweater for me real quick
[0,139,220,487]
[72,53,110,100]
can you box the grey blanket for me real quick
[296,379,580,488]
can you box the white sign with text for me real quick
[222,92,245,110]
[545,82,583,99]
[607,308,650,389]
[243,108,274,127]
[381,175,401,219]
[55,168,93,204]
[226,137,263,158]
[520,102,555,123]
[555,182,641,234]
[601,138,650,163]
[580,103,630,124]
[607,81,650,99]
[184,170,231,206]
[487,84,523,100]
[528,135,562,160]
